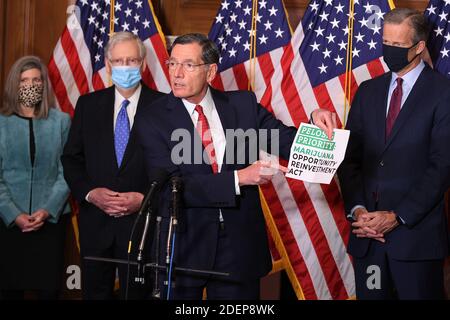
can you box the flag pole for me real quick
[388,0,396,10]
[107,0,116,87]
[248,0,258,91]
[109,0,115,36]
[147,0,167,49]
[343,0,356,128]
[109,6,119,292]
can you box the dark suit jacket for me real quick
[135,88,297,285]
[61,84,164,253]
[338,65,450,261]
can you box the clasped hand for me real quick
[88,188,144,217]
[352,208,399,243]
[15,209,50,232]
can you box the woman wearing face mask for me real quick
[0,56,71,300]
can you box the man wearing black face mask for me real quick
[338,8,450,300]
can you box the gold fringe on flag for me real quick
[259,188,306,300]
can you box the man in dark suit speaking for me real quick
[61,32,163,299]
[338,8,450,299]
[135,33,335,299]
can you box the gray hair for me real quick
[105,31,146,60]
[170,33,220,64]
[384,8,430,44]
[1,55,53,119]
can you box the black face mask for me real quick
[382,42,420,73]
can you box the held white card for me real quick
[286,123,350,184]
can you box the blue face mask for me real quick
[111,66,142,89]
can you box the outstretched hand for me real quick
[237,160,288,186]
[311,109,338,139]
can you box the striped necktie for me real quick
[195,104,218,173]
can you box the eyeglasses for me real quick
[165,60,209,72]
[109,58,143,66]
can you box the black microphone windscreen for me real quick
[170,176,182,190]
[148,168,169,185]
[138,168,169,216]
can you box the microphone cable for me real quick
[125,212,141,300]
[166,232,176,300]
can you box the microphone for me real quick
[138,168,169,216]
[135,168,168,284]
[165,176,183,291]
[170,176,182,222]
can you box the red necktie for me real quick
[195,105,218,173]
[386,78,403,140]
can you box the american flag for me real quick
[48,0,171,117]
[425,0,450,79]
[285,0,393,299]
[48,0,171,254]
[296,0,391,130]
[209,0,393,300]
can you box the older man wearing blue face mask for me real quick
[62,32,164,300]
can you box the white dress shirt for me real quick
[181,88,241,223]
[350,61,426,221]
[113,84,141,130]
[386,60,425,115]
[86,85,142,203]
[181,88,241,196]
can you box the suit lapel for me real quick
[119,86,149,170]
[166,93,210,171]
[375,73,391,154]
[211,88,237,171]
[165,89,237,173]
[166,92,197,136]
[383,66,429,152]
[99,86,118,174]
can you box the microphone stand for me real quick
[84,178,230,300]
[84,256,229,277]
[135,206,153,285]
[165,178,180,298]
[85,213,230,300]
[151,216,162,299]
[131,179,161,286]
